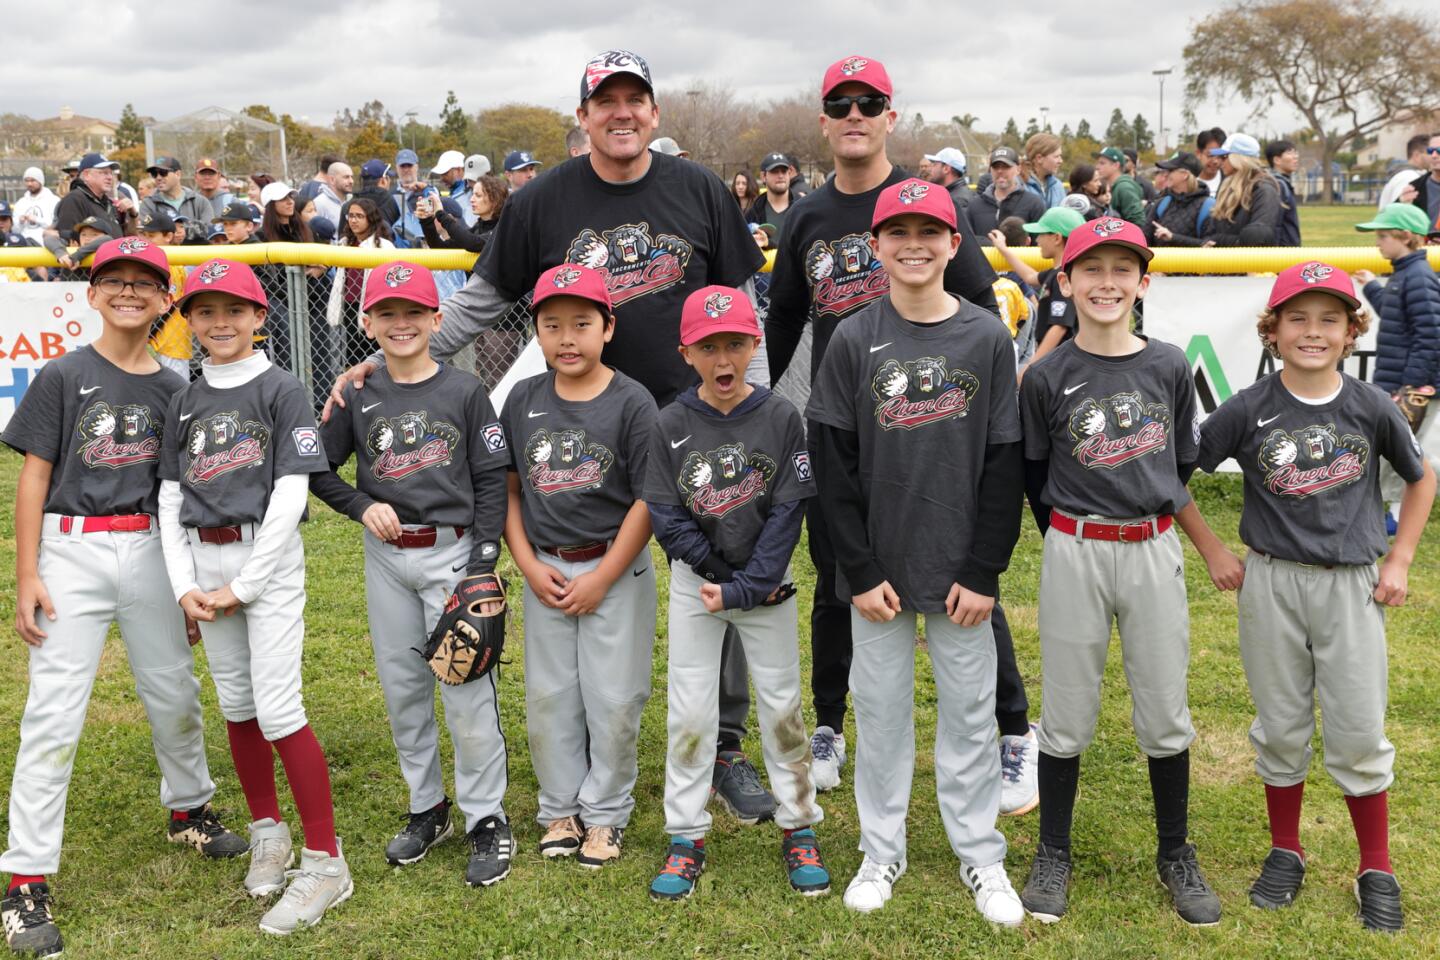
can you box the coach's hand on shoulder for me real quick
[522,561,568,609]
[322,361,378,422]
[699,583,726,613]
[180,589,216,623]
[559,570,612,617]
[1201,546,1245,592]
[1374,557,1409,607]
[853,581,901,623]
[15,574,56,646]
[945,583,993,627]
[206,585,243,617]
[362,503,403,542]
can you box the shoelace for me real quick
[971,863,1011,893]
[470,821,504,857]
[855,859,893,884]
[1000,742,1025,784]
[724,757,766,796]
[276,867,327,905]
[785,841,823,870]
[661,852,698,878]
[251,835,289,867]
[1166,856,1210,897]
[1030,854,1069,893]
[399,808,444,839]
[810,732,835,763]
[592,826,622,848]
[9,890,53,928]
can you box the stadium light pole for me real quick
[1040,106,1050,132]
[1152,67,1172,153]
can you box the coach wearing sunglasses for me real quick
[1405,133,1440,231]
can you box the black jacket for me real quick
[353,184,400,228]
[421,209,494,254]
[966,183,1046,236]
[1201,176,1281,246]
[1273,171,1300,246]
[1143,188,1213,247]
[1408,172,1440,228]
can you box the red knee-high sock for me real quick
[1264,782,1305,856]
[1344,791,1392,875]
[226,719,282,823]
[274,725,338,857]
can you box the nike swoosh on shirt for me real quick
[361,402,383,413]
[528,410,547,418]
[452,562,467,572]
[671,435,692,449]
[79,385,101,395]
[869,342,893,354]
[633,568,646,578]
[1257,414,1281,427]
[1062,382,1089,396]
[179,412,194,421]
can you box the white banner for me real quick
[0,283,102,431]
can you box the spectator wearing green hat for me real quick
[1353,202,1440,522]
[1094,146,1145,226]
[989,206,1086,373]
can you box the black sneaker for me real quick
[711,751,776,825]
[1354,869,1403,933]
[1,882,63,957]
[1249,848,1305,909]
[465,816,513,887]
[386,799,455,866]
[167,804,249,859]
[1157,844,1222,926]
[1020,843,1072,923]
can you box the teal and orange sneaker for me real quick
[650,838,705,901]
[782,829,831,896]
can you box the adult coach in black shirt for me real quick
[328,49,781,821]
[767,55,1036,814]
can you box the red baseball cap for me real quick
[532,263,614,315]
[1060,216,1154,269]
[680,285,762,345]
[363,261,440,311]
[1267,260,1360,311]
[175,258,269,314]
[871,178,957,232]
[90,236,170,286]
[821,55,893,99]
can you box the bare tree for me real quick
[654,83,751,172]
[1184,0,1440,197]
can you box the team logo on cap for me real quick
[552,266,583,288]
[117,237,150,254]
[197,261,230,285]
[524,428,615,495]
[840,57,869,75]
[1068,391,1172,469]
[703,292,733,317]
[1258,424,1369,498]
[584,50,645,94]
[1092,217,1126,237]
[1299,262,1334,284]
[677,442,776,518]
[897,182,930,205]
[383,264,413,288]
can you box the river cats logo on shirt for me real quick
[805,232,888,316]
[184,412,269,483]
[1258,423,1369,497]
[870,356,980,430]
[366,411,461,481]
[566,222,692,306]
[75,401,162,468]
[523,427,614,495]
[676,442,776,517]
[1067,391,1171,468]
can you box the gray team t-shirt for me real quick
[501,369,658,547]
[159,365,328,527]
[805,297,1021,612]
[3,346,184,517]
[1198,373,1425,565]
[1020,338,1199,518]
[644,390,814,568]
[320,364,508,527]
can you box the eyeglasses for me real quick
[822,94,888,120]
[92,277,165,297]
[1427,147,1440,155]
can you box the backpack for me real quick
[1155,194,1214,235]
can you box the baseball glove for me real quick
[421,573,506,685]
[1394,385,1434,433]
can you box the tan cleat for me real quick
[576,824,624,869]
[258,843,352,935]
[539,815,584,859]
[245,818,294,898]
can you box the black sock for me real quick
[716,736,742,754]
[1037,751,1080,852]
[996,710,1031,739]
[1148,750,1190,860]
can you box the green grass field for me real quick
[1,454,1437,959]
[1297,204,1381,247]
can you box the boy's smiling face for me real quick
[185,292,264,364]
[363,298,440,362]
[1269,290,1355,373]
[86,261,172,333]
[1059,245,1150,330]
[869,213,958,291]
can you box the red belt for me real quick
[59,514,151,534]
[539,541,608,562]
[387,526,466,549]
[197,525,247,545]
[1050,510,1172,542]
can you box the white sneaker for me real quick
[809,726,847,793]
[843,855,906,913]
[999,725,1039,816]
[962,860,1025,927]
[258,842,353,935]
[245,818,294,898]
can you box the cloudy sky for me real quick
[4,0,1433,150]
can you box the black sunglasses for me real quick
[822,94,888,120]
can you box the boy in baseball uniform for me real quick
[500,265,659,868]
[2,238,244,959]
[1196,262,1435,933]
[805,180,1025,925]
[643,285,827,901]
[157,258,348,935]
[313,262,512,887]
[1017,218,1229,927]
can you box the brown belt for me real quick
[387,526,467,549]
[537,541,608,562]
